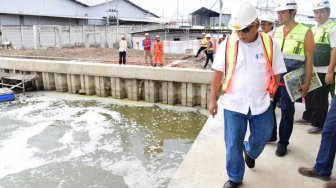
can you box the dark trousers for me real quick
[278,86,295,147]
[195,46,207,57]
[302,73,332,128]
[270,89,281,140]
[119,51,126,64]
[204,53,213,68]
[313,96,336,177]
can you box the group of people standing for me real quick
[143,33,164,66]
[118,33,164,66]
[208,0,336,187]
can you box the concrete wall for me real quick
[0,57,213,108]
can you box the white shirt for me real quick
[212,34,286,115]
[119,40,127,52]
[313,19,336,73]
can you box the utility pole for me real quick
[219,0,223,28]
[105,0,109,25]
[116,0,119,26]
[177,0,179,24]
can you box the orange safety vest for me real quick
[222,32,276,94]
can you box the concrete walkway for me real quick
[168,97,334,188]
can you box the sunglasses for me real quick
[239,23,256,33]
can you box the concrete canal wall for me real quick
[0,57,213,108]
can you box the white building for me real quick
[0,0,161,26]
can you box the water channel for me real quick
[0,92,207,188]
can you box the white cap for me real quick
[205,33,211,38]
[202,32,206,35]
[259,14,275,24]
[228,1,258,31]
[121,34,125,38]
[313,0,330,10]
[145,33,149,36]
[275,0,297,11]
[156,35,160,38]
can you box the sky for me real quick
[78,0,336,19]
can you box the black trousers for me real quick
[119,51,126,64]
[195,46,207,57]
[302,73,333,128]
[204,53,213,68]
[270,89,281,140]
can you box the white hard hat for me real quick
[202,32,206,35]
[121,34,125,38]
[259,14,275,24]
[228,1,258,31]
[275,0,298,11]
[205,33,211,38]
[313,0,330,10]
[156,35,160,38]
[145,33,149,36]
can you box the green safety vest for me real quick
[312,20,336,67]
[274,23,309,69]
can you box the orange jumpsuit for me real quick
[153,40,164,65]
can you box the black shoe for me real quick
[275,144,287,157]
[308,127,322,134]
[243,141,255,168]
[223,180,242,188]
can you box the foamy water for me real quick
[0,92,206,188]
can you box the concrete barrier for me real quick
[0,57,213,108]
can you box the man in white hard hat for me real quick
[208,2,286,188]
[297,1,336,187]
[143,33,153,66]
[259,14,276,36]
[195,32,207,58]
[271,0,314,157]
[118,34,127,65]
[153,35,164,66]
[295,0,336,134]
[203,33,214,69]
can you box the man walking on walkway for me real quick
[272,0,314,157]
[298,37,336,187]
[295,0,336,134]
[208,2,286,188]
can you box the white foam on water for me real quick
[0,94,122,179]
[0,92,201,187]
[0,122,50,179]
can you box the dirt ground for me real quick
[0,48,210,69]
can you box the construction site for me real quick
[0,47,210,69]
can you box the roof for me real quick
[190,7,219,16]
[2,12,103,20]
[77,0,160,18]
[70,0,89,7]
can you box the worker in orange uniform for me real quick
[153,35,164,67]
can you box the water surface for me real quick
[0,92,207,188]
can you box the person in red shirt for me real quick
[143,33,153,66]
